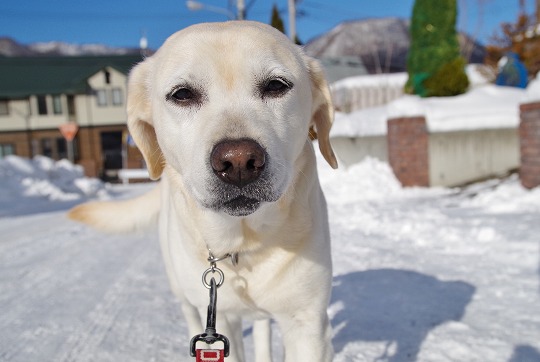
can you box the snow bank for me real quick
[460,174,540,213]
[318,155,403,202]
[524,71,540,103]
[332,84,528,138]
[330,66,540,138]
[331,107,388,137]
[332,72,408,90]
[0,155,108,214]
[331,64,490,92]
[388,85,525,132]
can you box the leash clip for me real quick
[189,277,230,359]
[190,250,235,360]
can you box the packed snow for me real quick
[0,155,109,217]
[0,152,539,362]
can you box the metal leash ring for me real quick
[202,266,224,289]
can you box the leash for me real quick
[189,250,238,361]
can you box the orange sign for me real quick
[59,122,79,141]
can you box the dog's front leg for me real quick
[181,302,204,337]
[210,312,245,362]
[253,319,272,362]
[277,311,334,362]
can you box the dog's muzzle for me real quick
[206,139,278,216]
[210,138,266,188]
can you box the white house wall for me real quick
[0,99,31,131]
[28,95,70,130]
[0,67,129,132]
[85,67,128,126]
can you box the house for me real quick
[0,55,146,179]
[316,56,369,84]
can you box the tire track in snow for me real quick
[0,215,94,361]
[53,239,152,362]
[0,213,161,362]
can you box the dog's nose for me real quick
[210,139,266,188]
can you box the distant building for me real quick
[0,55,145,179]
[316,56,369,84]
[304,18,486,75]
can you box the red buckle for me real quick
[195,349,224,362]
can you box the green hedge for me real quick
[405,0,469,97]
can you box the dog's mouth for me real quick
[200,140,287,217]
[222,195,261,216]
[203,177,281,217]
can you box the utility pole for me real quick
[288,0,296,42]
[237,0,245,20]
[139,29,148,57]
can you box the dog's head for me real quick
[127,21,337,217]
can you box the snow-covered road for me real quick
[0,206,189,361]
[1,158,540,361]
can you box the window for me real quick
[0,144,14,158]
[56,137,67,159]
[37,95,48,115]
[111,88,123,106]
[39,137,78,160]
[41,138,53,158]
[0,100,8,115]
[52,95,62,114]
[67,95,75,115]
[104,70,111,84]
[96,90,107,107]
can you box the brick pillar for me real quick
[519,102,540,189]
[387,116,429,187]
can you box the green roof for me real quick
[0,55,143,98]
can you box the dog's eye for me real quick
[170,87,195,102]
[262,78,292,97]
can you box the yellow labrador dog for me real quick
[70,21,337,362]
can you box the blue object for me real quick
[495,52,528,88]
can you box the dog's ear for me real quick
[306,57,338,169]
[126,58,165,179]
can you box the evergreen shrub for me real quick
[405,0,469,97]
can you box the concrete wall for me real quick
[331,135,388,167]
[429,128,519,187]
[336,116,520,188]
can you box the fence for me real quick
[331,73,407,113]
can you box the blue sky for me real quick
[0,0,535,49]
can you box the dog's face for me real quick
[127,21,337,216]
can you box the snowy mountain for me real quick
[0,37,34,56]
[0,37,141,57]
[304,18,486,74]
